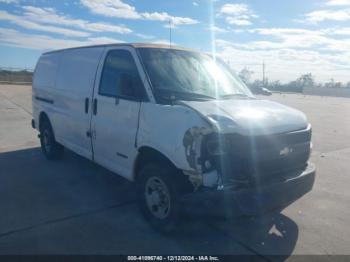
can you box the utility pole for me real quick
[262,60,266,86]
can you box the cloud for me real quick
[0,0,18,3]
[142,12,198,26]
[326,0,350,6]
[303,9,350,23]
[22,6,132,34]
[0,10,90,37]
[80,0,198,26]
[251,28,326,48]
[298,0,350,24]
[0,27,123,50]
[208,25,230,33]
[151,39,178,46]
[219,3,258,26]
[215,39,350,83]
[215,26,350,83]
[151,39,171,45]
[328,27,350,35]
[233,27,350,53]
[80,0,141,19]
[193,2,198,7]
[135,33,154,39]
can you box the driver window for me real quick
[99,50,145,99]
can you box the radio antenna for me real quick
[169,19,172,48]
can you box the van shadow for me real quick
[0,146,135,233]
[0,147,298,258]
[166,210,299,259]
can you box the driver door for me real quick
[91,47,147,179]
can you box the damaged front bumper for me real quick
[181,162,316,217]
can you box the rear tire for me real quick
[40,119,64,160]
[137,163,183,233]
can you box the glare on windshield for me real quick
[138,48,253,100]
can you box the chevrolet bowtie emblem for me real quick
[280,147,293,156]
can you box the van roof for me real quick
[43,43,197,55]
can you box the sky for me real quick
[0,0,350,83]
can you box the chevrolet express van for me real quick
[32,43,315,232]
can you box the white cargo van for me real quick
[32,43,315,231]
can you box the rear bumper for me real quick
[181,162,316,217]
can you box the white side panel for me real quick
[32,52,63,132]
[33,53,61,90]
[50,47,104,159]
[92,97,141,178]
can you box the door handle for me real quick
[93,98,97,115]
[85,98,89,114]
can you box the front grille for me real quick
[213,126,311,184]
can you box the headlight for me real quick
[206,137,229,155]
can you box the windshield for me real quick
[138,48,253,101]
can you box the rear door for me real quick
[54,47,104,159]
[91,46,148,179]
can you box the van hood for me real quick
[181,99,308,136]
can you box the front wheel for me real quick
[137,163,183,233]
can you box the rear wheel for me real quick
[40,119,64,160]
[137,163,183,233]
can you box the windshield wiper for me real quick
[156,89,216,101]
[181,92,216,100]
[220,93,255,100]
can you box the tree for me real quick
[250,79,264,88]
[239,67,254,85]
[296,73,315,88]
[323,78,342,88]
[269,80,281,90]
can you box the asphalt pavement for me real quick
[0,85,349,259]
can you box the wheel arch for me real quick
[38,112,57,139]
[133,146,194,193]
[133,146,178,181]
[39,111,50,130]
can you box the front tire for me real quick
[40,120,64,160]
[137,163,183,233]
